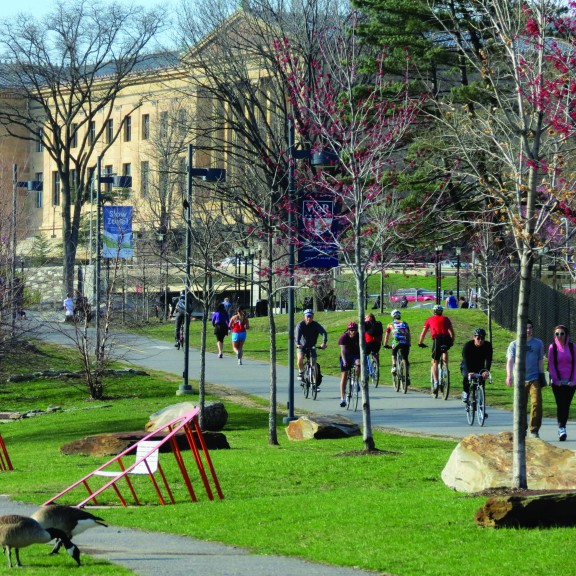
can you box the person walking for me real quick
[295,309,327,384]
[63,293,74,322]
[506,319,545,438]
[461,328,492,403]
[547,324,576,441]
[229,306,249,365]
[338,322,360,408]
[418,305,455,394]
[211,303,230,359]
[383,310,410,384]
[445,291,458,309]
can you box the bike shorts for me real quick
[365,341,381,356]
[392,344,410,362]
[231,331,247,342]
[431,336,452,361]
[298,346,318,360]
[340,356,360,372]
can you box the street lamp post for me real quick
[455,247,462,302]
[177,144,225,396]
[435,244,443,305]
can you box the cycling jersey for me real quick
[423,315,453,340]
[386,320,410,347]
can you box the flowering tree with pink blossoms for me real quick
[277,16,431,450]
[431,0,576,486]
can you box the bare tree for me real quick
[0,0,166,294]
[430,0,576,487]
[280,16,426,450]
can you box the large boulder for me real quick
[145,401,228,432]
[442,432,576,493]
[286,415,361,441]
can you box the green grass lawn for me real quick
[0,358,573,576]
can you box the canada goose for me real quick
[32,504,107,554]
[0,514,81,568]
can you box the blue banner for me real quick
[298,194,339,268]
[103,206,133,259]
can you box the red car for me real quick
[390,289,436,303]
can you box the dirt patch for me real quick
[335,448,401,457]
[470,487,576,498]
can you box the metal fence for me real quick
[493,278,576,341]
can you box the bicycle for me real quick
[301,347,320,401]
[175,321,184,350]
[465,371,491,426]
[429,344,450,400]
[345,364,360,412]
[385,344,408,394]
[366,351,380,388]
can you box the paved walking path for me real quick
[1,314,567,575]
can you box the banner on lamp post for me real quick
[298,194,339,268]
[103,206,133,258]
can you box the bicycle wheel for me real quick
[477,385,486,426]
[302,361,310,399]
[465,388,475,425]
[393,364,400,392]
[310,363,319,401]
[431,366,438,398]
[372,357,380,388]
[346,371,353,410]
[441,366,450,400]
[400,357,408,394]
[352,373,360,412]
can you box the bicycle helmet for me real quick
[347,322,358,330]
[304,309,314,317]
[433,304,444,315]
[391,309,401,319]
[473,327,486,338]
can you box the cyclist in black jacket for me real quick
[295,309,327,381]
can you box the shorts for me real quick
[432,336,452,361]
[340,356,359,372]
[298,347,318,360]
[392,344,410,362]
[365,341,381,356]
[231,331,247,343]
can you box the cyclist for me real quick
[338,322,361,407]
[295,309,327,385]
[461,328,493,402]
[170,290,193,347]
[364,312,383,361]
[383,309,411,385]
[418,305,455,393]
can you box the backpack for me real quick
[316,363,323,385]
[373,321,384,338]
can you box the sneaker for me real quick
[174,342,179,348]
[238,359,242,366]
[315,387,321,392]
[530,431,540,438]
[339,400,347,408]
[391,367,397,374]
[432,382,438,392]
[297,372,304,381]
[462,392,468,403]
[218,353,223,359]
[559,427,567,441]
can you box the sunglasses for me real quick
[555,331,566,336]
[475,336,485,340]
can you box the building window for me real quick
[36,128,43,153]
[35,172,43,208]
[104,165,113,193]
[160,111,168,138]
[140,161,149,197]
[124,115,132,142]
[106,119,114,144]
[71,124,78,148]
[88,121,96,145]
[142,114,150,140]
[53,172,60,206]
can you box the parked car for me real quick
[390,288,436,303]
[441,259,471,269]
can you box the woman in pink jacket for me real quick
[547,324,576,441]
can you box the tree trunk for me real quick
[267,276,279,446]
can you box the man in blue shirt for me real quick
[506,320,545,438]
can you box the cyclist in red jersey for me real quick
[418,305,455,392]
